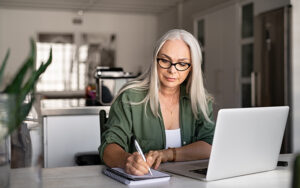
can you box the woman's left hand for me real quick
[145,149,172,169]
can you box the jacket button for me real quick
[183,141,186,145]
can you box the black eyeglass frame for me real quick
[156,58,191,71]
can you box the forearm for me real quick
[175,141,211,161]
[103,143,131,168]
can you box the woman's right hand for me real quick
[124,152,151,176]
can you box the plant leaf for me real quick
[3,39,52,138]
[7,97,34,136]
[0,49,10,87]
[4,39,35,94]
[19,48,52,103]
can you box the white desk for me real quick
[10,154,294,188]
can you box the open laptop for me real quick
[161,106,289,181]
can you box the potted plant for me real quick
[0,39,52,187]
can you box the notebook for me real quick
[103,167,170,185]
[161,106,289,181]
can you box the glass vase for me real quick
[0,94,13,188]
[0,137,9,188]
[0,94,43,188]
[10,98,42,188]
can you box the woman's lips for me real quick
[165,77,176,82]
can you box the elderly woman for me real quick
[99,29,215,176]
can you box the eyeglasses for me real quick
[157,58,191,71]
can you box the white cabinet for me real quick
[194,4,240,112]
[42,107,110,168]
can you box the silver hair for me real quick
[115,29,213,122]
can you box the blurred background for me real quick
[0,0,299,168]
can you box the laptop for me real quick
[161,106,289,181]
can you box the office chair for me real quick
[293,154,300,188]
[99,109,107,137]
[74,109,108,166]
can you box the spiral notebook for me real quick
[103,167,170,185]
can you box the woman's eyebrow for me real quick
[159,53,190,61]
[159,54,172,59]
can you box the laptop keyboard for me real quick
[189,168,208,175]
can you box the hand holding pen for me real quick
[133,137,153,176]
[123,136,153,176]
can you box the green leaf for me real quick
[4,39,35,94]
[0,49,10,86]
[2,39,52,138]
[19,48,52,103]
[7,97,34,136]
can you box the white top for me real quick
[165,128,182,149]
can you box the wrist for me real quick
[165,148,173,162]
[167,148,177,162]
[122,152,131,168]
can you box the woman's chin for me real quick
[161,82,180,89]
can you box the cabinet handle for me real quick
[251,72,257,107]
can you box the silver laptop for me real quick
[161,106,289,181]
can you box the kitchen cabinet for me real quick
[42,106,109,168]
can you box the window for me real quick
[241,43,253,77]
[242,3,254,38]
[241,2,254,107]
[36,33,86,92]
[195,19,205,72]
[36,32,116,108]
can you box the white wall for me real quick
[254,0,291,15]
[203,4,240,110]
[0,8,157,84]
[291,0,300,153]
[156,0,233,35]
[157,8,178,37]
[182,0,231,33]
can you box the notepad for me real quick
[103,167,171,185]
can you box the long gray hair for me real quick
[115,29,212,121]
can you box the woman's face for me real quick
[157,39,191,90]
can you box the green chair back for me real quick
[293,154,300,188]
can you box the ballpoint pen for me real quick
[133,137,153,176]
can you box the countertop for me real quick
[40,99,110,116]
[10,154,295,188]
[42,106,110,116]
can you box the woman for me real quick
[99,29,215,176]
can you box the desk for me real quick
[10,154,294,188]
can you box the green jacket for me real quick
[98,85,215,162]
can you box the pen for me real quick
[133,137,153,176]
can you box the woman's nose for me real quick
[168,64,177,73]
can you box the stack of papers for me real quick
[103,167,171,185]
